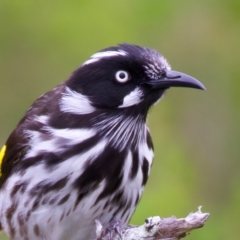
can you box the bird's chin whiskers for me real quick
[153,93,165,105]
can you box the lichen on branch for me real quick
[96,206,210,240]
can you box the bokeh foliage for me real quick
[0,1,239,239]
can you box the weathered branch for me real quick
[96,206,209,240]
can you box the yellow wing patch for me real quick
[0,145,6,177]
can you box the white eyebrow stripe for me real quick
[83,50,127,65]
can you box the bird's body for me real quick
[0,85,153,240]
[0,44,204,240]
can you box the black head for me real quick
[64,43,205,115]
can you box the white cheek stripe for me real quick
[118,88,143,108]
[83,50,127,65]
[59,87,95,115]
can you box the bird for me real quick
[0,43,205,240]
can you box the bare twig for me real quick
[96,206,209,240]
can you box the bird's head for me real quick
[63,43,205,116]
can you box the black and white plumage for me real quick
[0,44,205,240]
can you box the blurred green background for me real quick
[0,1,239,239]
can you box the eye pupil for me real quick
[119,72,126,79]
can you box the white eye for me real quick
[115,70,130,83]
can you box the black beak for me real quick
[147,70,206,90]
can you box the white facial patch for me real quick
[144,56,171,80]
[83,50,127,65]
[118,87,143,108]
[59,87,96,115]
[159,55,171,70]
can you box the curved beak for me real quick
[146,70,206,90]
